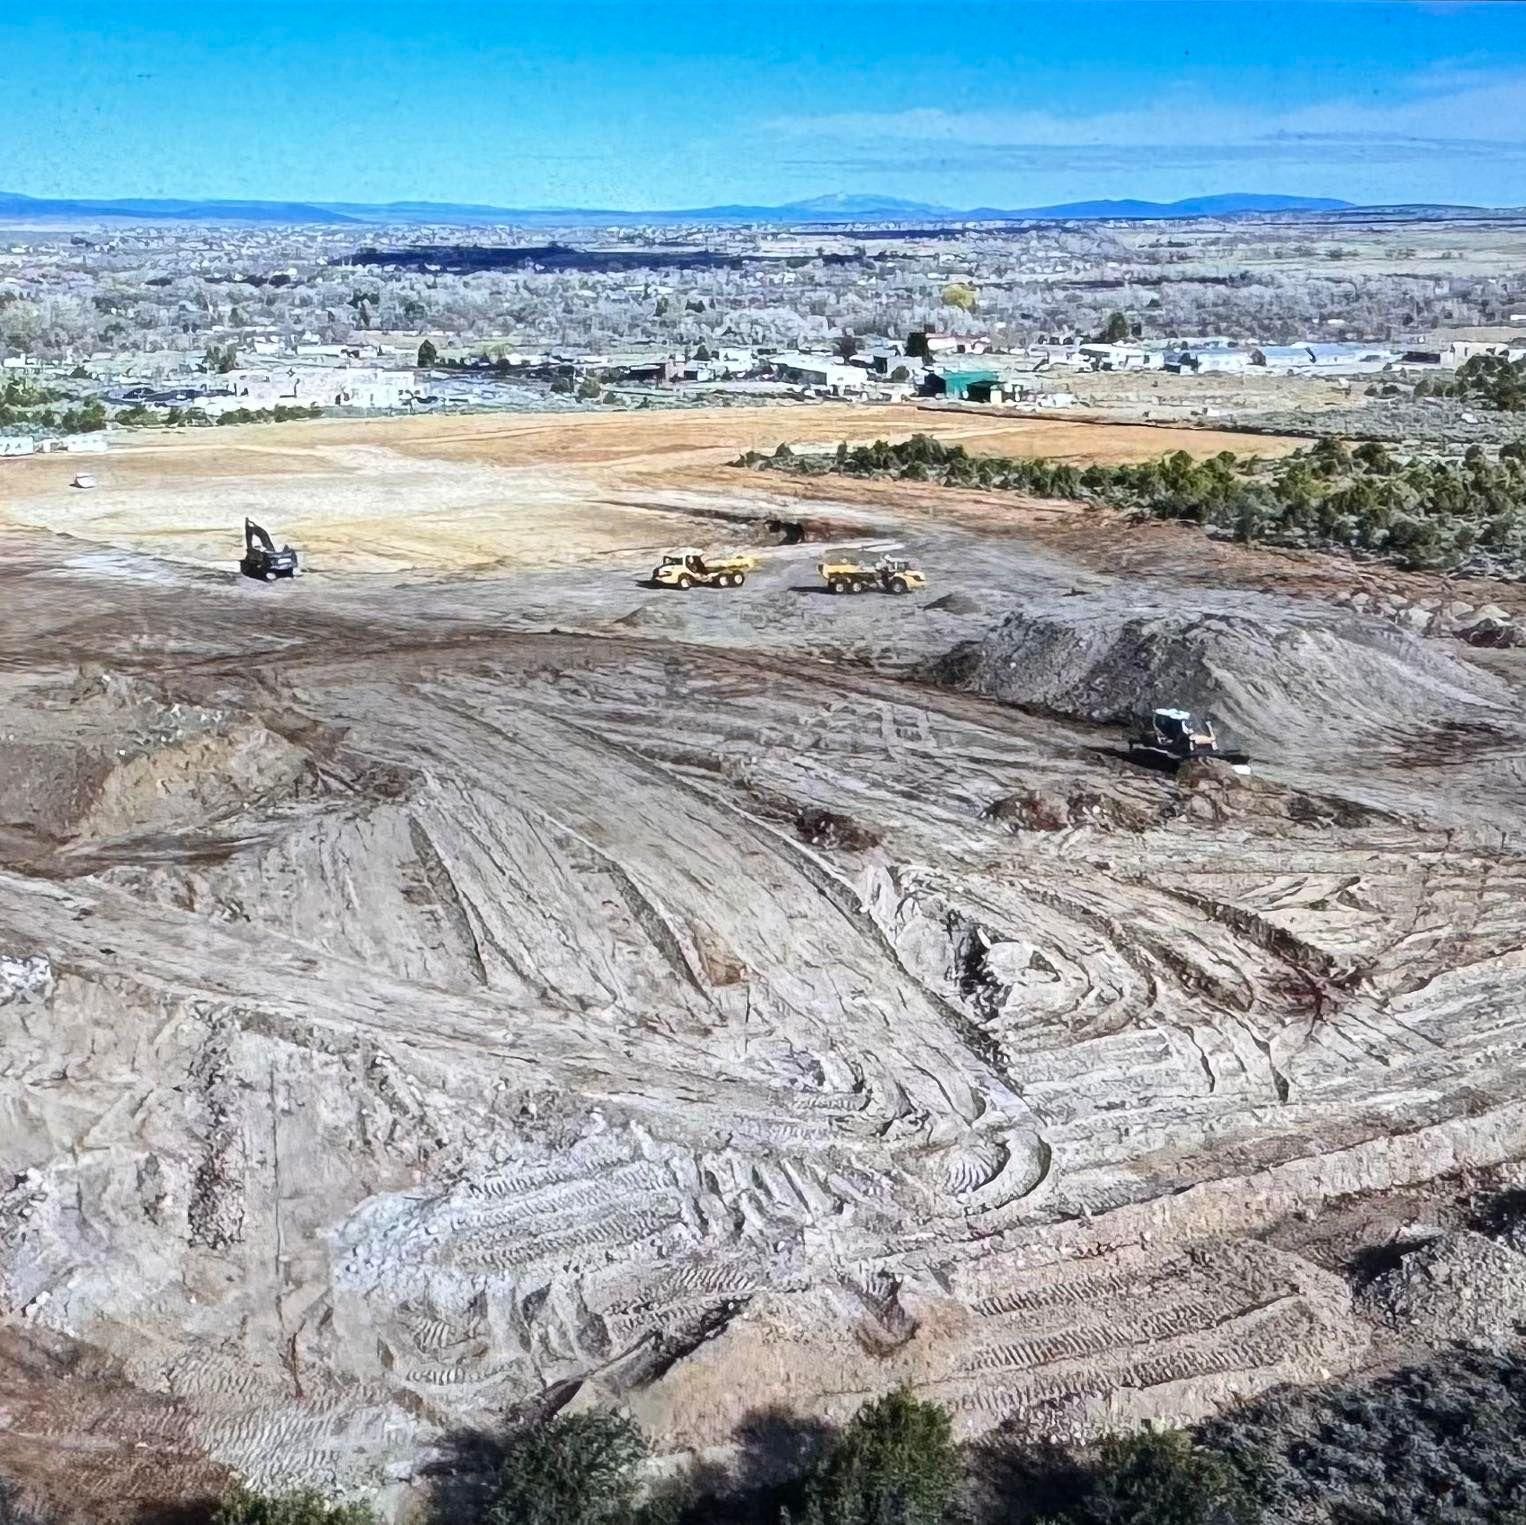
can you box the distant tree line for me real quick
[1415,351,1526,412]
[0,388,106,433]
[740,432,1526,573]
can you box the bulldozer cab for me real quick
[1154,708,1215,746]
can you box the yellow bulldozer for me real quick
[651,548,757,590]
[818,556,926,595]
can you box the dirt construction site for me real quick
[5,404,1526,1517]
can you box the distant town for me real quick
[3,209,1526,461]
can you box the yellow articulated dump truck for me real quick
[818,555,926,595]
[651,548,758,589]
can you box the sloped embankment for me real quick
[929,596,1511,758]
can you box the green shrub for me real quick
[800,1387,961,1525]
[212,1485,374,1525]
[490,1410,648,1525]
[1201,1349,1526,1525]
[738,432,1526,573]
[1066,1427,1260,1525]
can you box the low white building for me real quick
[1079,343,1159,371]
[922,332,989,356]
[1253,343,1399,375]
[222,365,417,409]
[1167,348,1253,374]
[769,353,867,395]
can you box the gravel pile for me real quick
[1362,1230,1526,1352]
[930,594,1509,757]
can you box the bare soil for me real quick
[2,404,1524,1517]
[0,405,1298,575]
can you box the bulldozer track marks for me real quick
[6,510,1526,1499]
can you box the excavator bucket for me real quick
[245,517,276,554]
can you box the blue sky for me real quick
[4,1,1525,209]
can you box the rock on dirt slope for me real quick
[3,508,1526,1518]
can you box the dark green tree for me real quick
[1070,1427,1259,1525]
[1098,312,1131,344]
[490,1410,648,1525]
[417,339,439,367]
[801,1387,962,1525]
[212,1485,375,1525]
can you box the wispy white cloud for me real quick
[763,67,1526,154]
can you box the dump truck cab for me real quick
[876,557,925,593]
[819,555,926,594]
[1151,708,1216,756]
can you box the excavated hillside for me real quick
[3,423,1526,1519]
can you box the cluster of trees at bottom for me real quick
[205,1392,1258,1525]
[212,405,324,427]
[0,397,108,432]
[159,1350,1526,1525]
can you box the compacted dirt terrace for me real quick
[2,405,1525,1518]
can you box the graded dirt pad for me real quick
[2,406,1526,1517]
[0,405,1296,576]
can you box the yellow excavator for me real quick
[651,548,757,589]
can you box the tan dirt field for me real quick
[0,405,1298,575]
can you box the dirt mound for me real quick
[986,785,1161,833]
[0,678,318,847]
[1362,1231,1526,1352]
[794,806,882,851]
[925,592,981,615]
[932,597,1510,758]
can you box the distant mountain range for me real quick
[0,188,1473,229]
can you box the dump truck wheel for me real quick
[830,579,847,594]
[889,577,909,594]
[851,580,867,593]
[677,574,693,590]
[732,571,745,587]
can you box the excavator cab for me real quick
[240,517,300,582]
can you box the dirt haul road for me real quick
[2,407,1526,1517]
